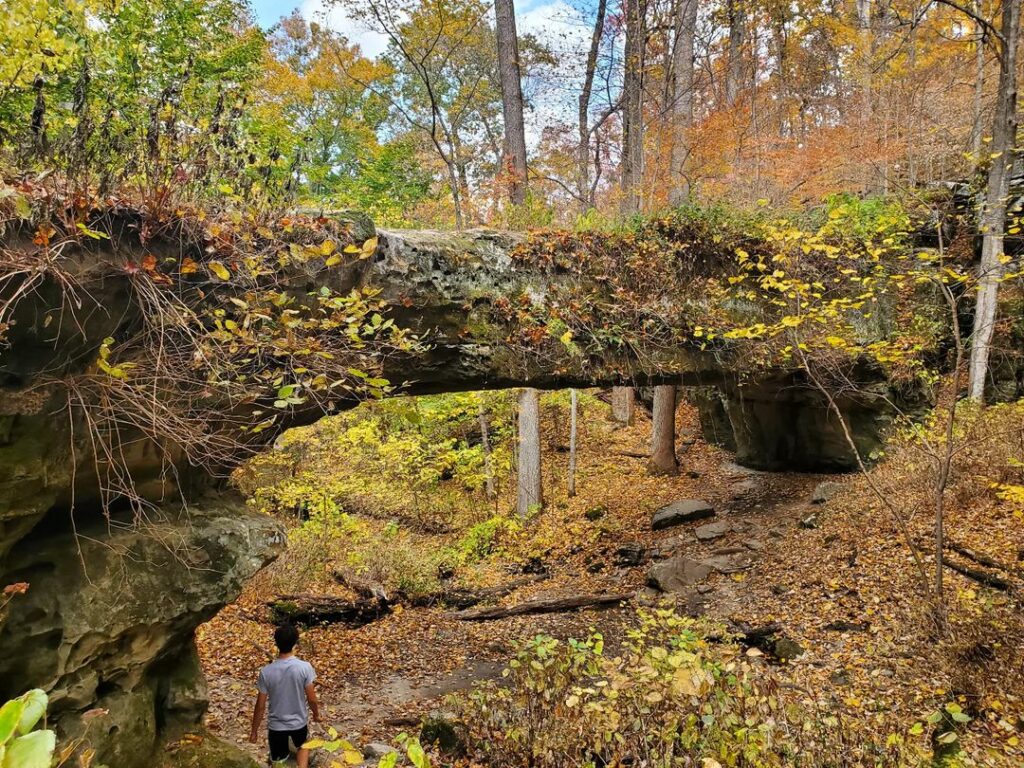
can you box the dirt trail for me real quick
[200,438,834,763]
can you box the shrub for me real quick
[460,609,802,767]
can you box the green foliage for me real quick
[240,391,515,530]
[0,690,55,768]
[461,609,820,767]
[441,515,520,568]
[307,725,430,768]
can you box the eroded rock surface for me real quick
[0,501,284,767]
[651,500,715,530]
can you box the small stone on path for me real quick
[811,481,844,505]
[647,556,713,592]
[651,500,714,530]
[695,520,730,541]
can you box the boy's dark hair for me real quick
[274,624,299,653]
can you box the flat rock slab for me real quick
[705,554,754,574]
[651,500,715,530]
[647,556,714,592]
[811,481,844,505]
[695,520,731,541]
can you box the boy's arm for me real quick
[249,692,267,743]
[304,683,321,723]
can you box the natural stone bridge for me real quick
[0,216,911,766]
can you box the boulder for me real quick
[695,520,730,541]
[811,481,844,504]
[647,557,713,593]
[799,513,820,529]
[651,500,714,530]
[0,501,285,768]
[773,638,805,662]
[364,742,398,759]
[615,542,646,566]
[156,733,261,768]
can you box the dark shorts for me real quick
[268,725,309,762]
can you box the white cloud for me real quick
[300,0,392,59]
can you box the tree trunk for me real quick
[578,0,609,210]
[968,0,1020,401]
[649,384,679,474]
[494,0,529,206]
[611,386,635,425]
[620,0,646,216]
[478,402,496,498]
[568,388,578,496]
[668,0,698,205]
[971,2,985,162]
[725,0,745,106]
[517,387,543,517]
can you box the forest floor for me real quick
[197,398,1024,767]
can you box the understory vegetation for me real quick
[204,388,1024,767]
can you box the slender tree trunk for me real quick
[578,0,609,210]
[620,0,646,216]
[478,402,496,499]
[517,388,543,517]
[494,0,529,206]
[725,0,745,106]
[611,386,635,425]
[444,159,465,230]
[968,0,1020,401]
[649,385,679,475]
[568,389,578,497]
[971,2,986,162]
[668,0,698,205]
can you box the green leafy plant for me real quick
[0,689,54,768]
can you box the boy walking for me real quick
[249,624,321,766]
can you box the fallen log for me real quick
[706,621,781,651]
[942,559,1012,592]
[947,541,1024,579]
[410,575,548,609]
[822,620,870,632]
[451,591,634,621]
[269,593,390,627]
[332,569,391,602]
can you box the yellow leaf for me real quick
[361,236,379,259]
[325,254,342,267]
[320,240,336,256]
[208,261,231,280]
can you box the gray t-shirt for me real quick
[257,656,316,731]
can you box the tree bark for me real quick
[517,387,543,517]
[725,0,745,106]
[568,388,578,496]
[478,402,496,498]
[649,384,679,474]
[968,0,1020,401]
[620,0,646,216]
[668,0,698,205]
[578,0,609,211]
[611,386,635,425]
[971,2,985,162]
[494,0,529,205]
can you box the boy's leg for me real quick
[292,726,310,768]
[267,730,290,764]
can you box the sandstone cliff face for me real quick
[0,501,283,767]
[0,214,938,763]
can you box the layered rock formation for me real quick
[0,210,941,764]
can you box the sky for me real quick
[247,0,601,143]
[248,0,592,64]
